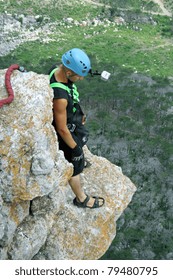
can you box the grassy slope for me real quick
[1,1,173,76]
[1,0,173,260]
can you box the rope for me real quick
[0,64,26,108]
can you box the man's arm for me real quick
[53,98,77,149]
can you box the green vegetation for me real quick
[165,0,173,13]
[100,0,159,10]
[1,10,173,77]
[0,0,100,20]
[1,0,173,260]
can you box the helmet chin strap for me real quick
[67,73,78,78]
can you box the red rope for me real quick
[0,64,19,108]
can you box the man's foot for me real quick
[73,194,105,209]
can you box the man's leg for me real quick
[69,175,104,207]
[69,175,86,201]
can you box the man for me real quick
[49,48,105,208]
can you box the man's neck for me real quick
[55,64,68,83]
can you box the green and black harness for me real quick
[49,67,89,147]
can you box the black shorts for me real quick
[59,138,84,177]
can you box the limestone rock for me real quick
[0,68,136,259]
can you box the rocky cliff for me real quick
[0,68,136,260]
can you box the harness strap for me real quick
[49,67,58,80]
[49,67,80,112]
[50,82,71,92]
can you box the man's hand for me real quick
[72,145,84,161]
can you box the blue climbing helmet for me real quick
[62,48,91,77]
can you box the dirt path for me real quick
[133,41,173,54]
[84,0,172,17]
[84,0,110,8]
[152,0,172,16]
